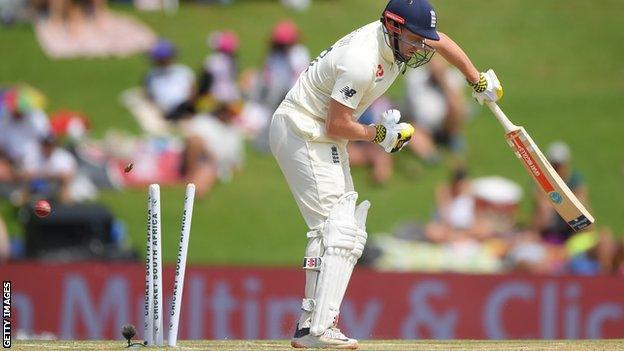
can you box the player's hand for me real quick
[373,109,415,153]
[470,69,503,105]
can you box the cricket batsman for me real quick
[269,0,503,348]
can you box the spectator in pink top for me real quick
[198,30,241,107]
[258,20,310,112]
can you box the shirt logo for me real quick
[375,64,385,82]
[430,10,437,27]
[331,146,340,164]
[339,86,357,99]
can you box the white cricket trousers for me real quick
[269,109,354,229]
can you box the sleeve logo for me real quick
[339,86,357,99]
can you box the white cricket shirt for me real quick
[280,21,401,138]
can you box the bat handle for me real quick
[485,101,519,133]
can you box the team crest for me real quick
[303,257,322,270]
[375,64,385,82]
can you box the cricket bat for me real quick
[485,101,594,232]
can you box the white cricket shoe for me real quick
[291,324,358,349]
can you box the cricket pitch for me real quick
[8,339,624,350]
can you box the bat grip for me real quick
[486,101,518,133]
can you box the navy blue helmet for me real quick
[381,0,439,69]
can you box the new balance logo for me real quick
[430,10,437,27]
[340,86,357,99]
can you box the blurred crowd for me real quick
[362,146,624,276]
[0,86,91,206]
[0,85,129,261]
[1,1,621,276]
[0,0,314,28]
[122,19,312,198]
[2,0,156,58]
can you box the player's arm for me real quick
[325,99,376,141]
[428,32,479,84]
[326,59,377,142]
[429,32,503,104]
[326,101,414,153]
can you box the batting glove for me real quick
[470,69,503,105]
[372,109,415,153]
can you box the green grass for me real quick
[1,0,623,265]
[9,339,624,350]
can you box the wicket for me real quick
[144,183,195,347]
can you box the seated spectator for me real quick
[133,0,178,12]
[180,104,245,197]
[506,230,565,274]
[249,20,310,151]
[281,0,310,11]
[403,55,470,159]
[531,141,589,244]
[425,173,522,243]
[144,39,196,121]
[564,230,602,275]
[44,0,107,33]
[360,172,515,273]
[0,0,28,26]
[564,227,622,276]
[197,31,240,111]
[19,134,81,204]
[49,109,91,144]
[424,168,475,243]
[0,86,50,182]
[258,20,309,112]
[32,0,156,59]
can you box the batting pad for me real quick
[310,247,358,336]
[309,192,369,336]
[297,233,323,328]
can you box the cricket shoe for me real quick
[291,324,358,349]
